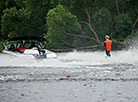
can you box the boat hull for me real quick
[2,49,57,59]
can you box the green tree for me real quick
[92,8,112,41]
[1,7,31,38]
[23,0,58,37]
[0,41,4,52]
[45,5,81,49]
[0,0,17,40]
[0,0,58,40]
[114,13,133,41]
[59,0,114,45]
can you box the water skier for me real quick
[104,35,112,57]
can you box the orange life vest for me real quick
[106,40,112,51]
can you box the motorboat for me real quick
[2,36,57,59]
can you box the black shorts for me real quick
[106,51,111,57]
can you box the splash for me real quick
[0,47,138,67]
[58,49,138,65]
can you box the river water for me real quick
[0,49,138,102]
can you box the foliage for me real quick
[92,8,112,41]
[0,0,18,40]
[0,41,4,52]
[0,0,56,40]
[45,5,81,49]
[1,7,31,38]
[114,13,133,40]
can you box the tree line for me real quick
[0,0,138,50]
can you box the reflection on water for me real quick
[0,49,138,102]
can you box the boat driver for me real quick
[38,49,47,58]
[28,42,36,49]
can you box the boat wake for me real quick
[0,46,138,67]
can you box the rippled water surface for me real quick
[0,50,138,102]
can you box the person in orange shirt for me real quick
[104,35,112,57]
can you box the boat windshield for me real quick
[17,42,42,49]
[6,41,43,50]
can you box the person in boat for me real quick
[18,44,26,53]
[37,49,47,58]
[9,44,16,51]
[28,42,36,49]
[104,35,112,57]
